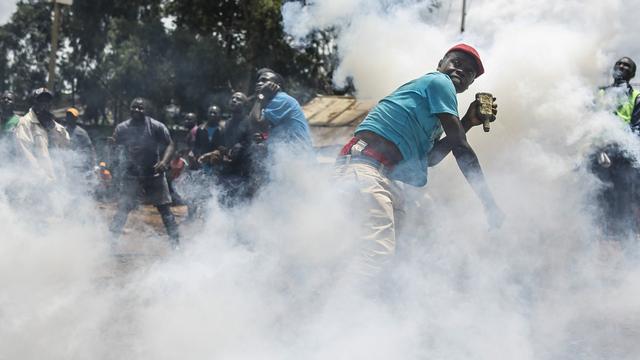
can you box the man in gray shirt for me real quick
[109,98,180,249]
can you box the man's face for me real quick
[32,97,52,115]
[130,100,145,120]
[437,51,478,93]
[183,113,197,128]
[207,106,221,122]
[1,92,14,112]
[256,72,279,92]
[66,112,77,126]
[613,57,635,82]
[229,92,247,111]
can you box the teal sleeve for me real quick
[425,74,458,117]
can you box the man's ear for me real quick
[437,58,444,71]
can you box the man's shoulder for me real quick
[74,125,90,136]
[148,117,169,130]
[115,119,132,130]
[423,71,452,86]
[17,111,34,125]
[15,112,38,133]
[395,72,452,94]
[15,116,28,128]
[51,120,69,135]
[274,91,300,106]
[194,124,208,134]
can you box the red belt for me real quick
[339,137,397,170]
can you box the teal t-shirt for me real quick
[355,72,458,186]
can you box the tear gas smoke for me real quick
[3,0,640,359]
[283,0,640,358]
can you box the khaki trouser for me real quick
[335,161,405,276]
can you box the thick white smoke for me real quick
[3,0,640,359]
[281,0,640,359]
[0,144,114,358]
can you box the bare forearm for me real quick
[428,119,473,166]
[161,141,175,165]
[453,146,497,209]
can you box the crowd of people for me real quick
[0,67,313,250]
[1,45,639,275]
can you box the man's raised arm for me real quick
[435,112,504,228]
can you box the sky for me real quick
[0,0,18,25]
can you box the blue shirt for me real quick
[207,126,218,142]
[356,72,458,186]
[263,92,313,149]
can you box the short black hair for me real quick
[130,97,146,108]
[621,57,637,78]
[256,67,284,87]
[232,91,248,102]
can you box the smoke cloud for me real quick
[3,0,640,359]
[283,0,640,358]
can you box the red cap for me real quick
[446,44,484,77]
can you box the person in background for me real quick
[14,88,70,182]
[64,107,96,175]
[1,91,19,137]
[199,92,254,205]
[183,112,200,152]
[249,68,313,151]
[598,57,640,129]
[592,57,640,236]
[193,105,224,159]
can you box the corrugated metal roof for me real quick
[303,95,376,148]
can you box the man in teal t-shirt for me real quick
[336,44,504,275]
[1,91,19,135]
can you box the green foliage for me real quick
[1,0,53,101]
[0,0,337,123]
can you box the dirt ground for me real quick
[95,203,194,279]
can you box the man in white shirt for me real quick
[14,88,70,182]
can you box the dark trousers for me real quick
[109,174,179,244]
[591,147,640,236]
[109,202,180,243]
